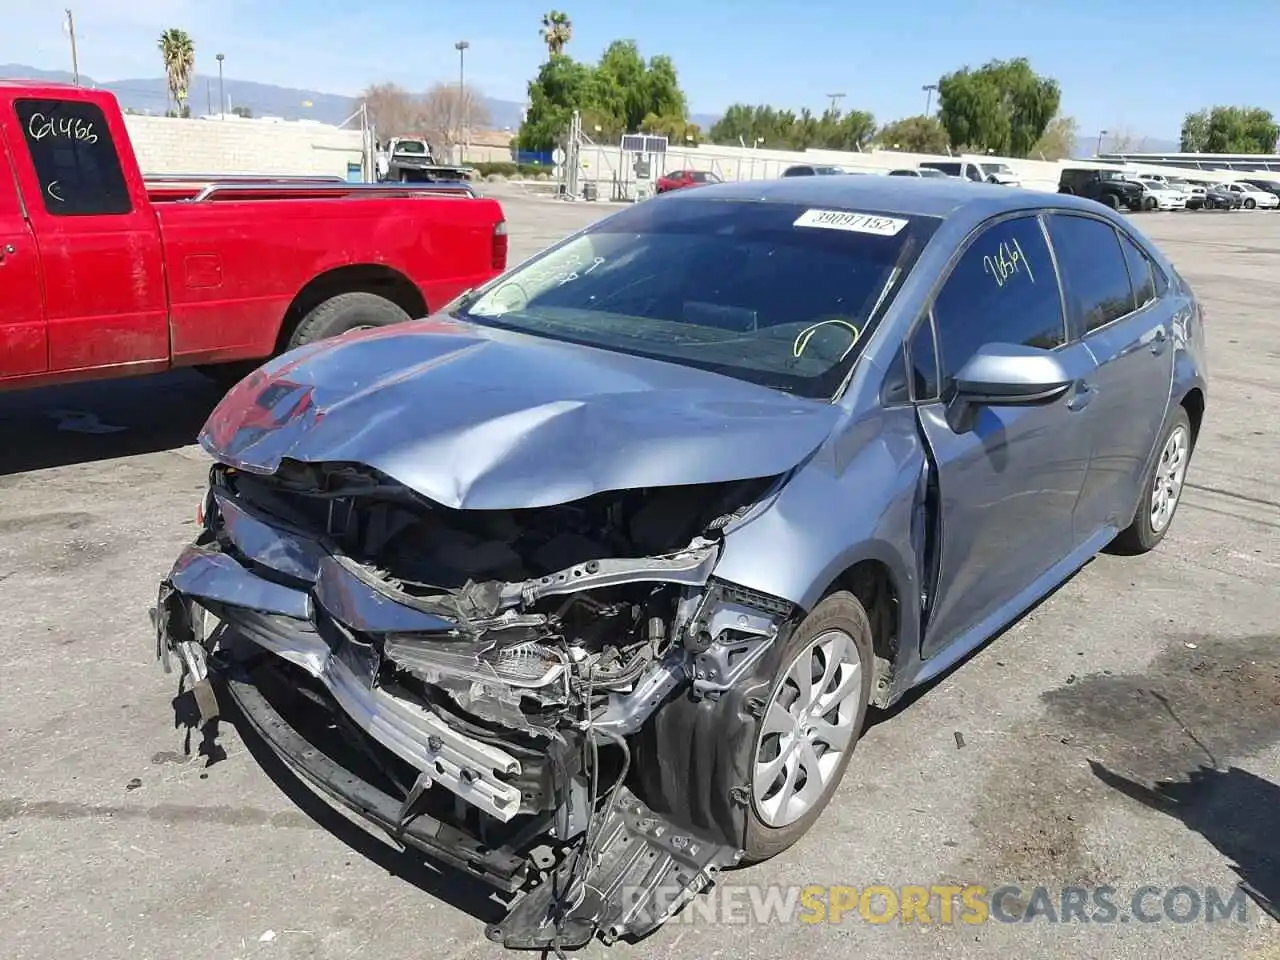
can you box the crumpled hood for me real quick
[200,317,841,510]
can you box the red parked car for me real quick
[0,81,508,393]
[655,168,722,194]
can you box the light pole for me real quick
[1096,129,1108,155]
[455,40,470,160]
[216,53,225,117]
[63,9,80,85]
[922,83,938,115]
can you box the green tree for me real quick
[936,58,1059,156]
[1181,106,1278,153]
[518,36,691,151]
[539,10,573,58]
[1180,110,1210,153]
[231,105,253,118]
[1031,114,1079,160]
[158,29,195,116]
[707,103,875,150]
[875,115,950,153]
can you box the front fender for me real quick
[713,406,925,635]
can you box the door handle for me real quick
[1066,381,1096,411]
[1150,327,1168,355]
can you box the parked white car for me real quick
[886,167,956,178]
[1224,182,1280,209]
[1137,179,1188,211]
[919,160,1021,186]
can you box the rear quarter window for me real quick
[14,98,132,216]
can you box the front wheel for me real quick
[1110,407,1193,555]
[1101,192,1121,210]
[1245,197,1257,209]
[742,591,874,863]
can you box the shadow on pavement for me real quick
[1091,761,1279,922]
[0,371,223,476]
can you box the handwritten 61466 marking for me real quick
[27,113,98,144]
[983,237,1035,288]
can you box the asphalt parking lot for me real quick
[1,192,1277,960]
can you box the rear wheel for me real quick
[1110,408,1193,555]
[287,292,412,350]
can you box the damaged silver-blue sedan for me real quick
[155,176,1208,950]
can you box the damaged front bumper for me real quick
[153,476,791,948]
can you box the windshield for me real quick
[455,199,939,399]
[981,163,1012,174]
[394,141,428,154]
[918,168,949,177]
[814,166,843,175]
[923,162,960,175]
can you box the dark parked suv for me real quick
[1059,168,1144,211]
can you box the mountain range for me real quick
[1,63,1173,156]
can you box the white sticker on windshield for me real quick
[793,209,908,236]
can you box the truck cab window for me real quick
[14,98,132,216]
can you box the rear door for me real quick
[0,132,45,378]
[1043,212,1176,541]
[914,213,1097,658]
[1,94,168,372]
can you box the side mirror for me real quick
[947,342,1074,430]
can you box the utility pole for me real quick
[455,40,470,162]
[1096,129,1108,155]
[216,54,225,118]
[826,92,845,114]
[206,80,212,116]
[922,83,938,115]
[64,9,80,85]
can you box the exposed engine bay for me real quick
[156,458,799,951]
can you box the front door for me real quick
[0,93,167,373]
[914,213,1097,658]
[1043,212,1177,540]
[0,135,45,380]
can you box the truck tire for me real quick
[287,292,413,350]
[1100,192,1120,210]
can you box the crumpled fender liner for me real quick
[487,787,740,950]
[627,620,799,851]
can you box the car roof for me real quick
[661,175,1106,221]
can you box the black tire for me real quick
[1245,197,1256,209]
[1100,192,1120,210]
[287,292,412,350]
[1110,407,1193,555]
[741,591,875,863]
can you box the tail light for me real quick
[492,219,508,271]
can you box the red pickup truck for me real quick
[0,81,508,392]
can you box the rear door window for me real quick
[1044,214,1134,334]
[1117,231,1157,311]
[14,98,132,216]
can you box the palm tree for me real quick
[539,11,572,58]
[158,29,195,116]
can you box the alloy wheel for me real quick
[752,629,864,828]
[1150,425,1189,534]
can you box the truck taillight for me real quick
[492,220,508,270]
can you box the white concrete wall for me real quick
[576,142,1239,194]
[123,114,365,178]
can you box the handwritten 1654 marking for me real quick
[983,238,1035,288]
[27,113,98,144]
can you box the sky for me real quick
[4,0,1280,140]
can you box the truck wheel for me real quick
[288,292,413,349]
[1101,192,1120,210]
